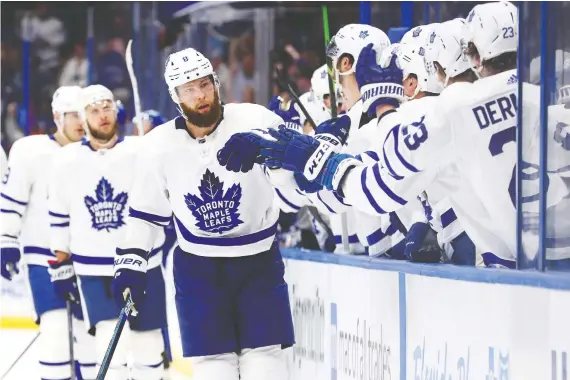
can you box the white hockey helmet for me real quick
[51,86,83,130]
[464,1,518,70]
[400,23,440,46]
[325,24,391,77]
[310,64,343,110]
[79,85,117,133]
[164,47,220,117]
[425,19,471,87]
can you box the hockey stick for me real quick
[0,332,40,380]
[322,4,350,253]
[95,295,135,380]
[126,39,144,137]
[66,300,76,380]
[274,67,318,130]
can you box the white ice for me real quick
[0,328,191,379]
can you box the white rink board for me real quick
[282,248,570,380]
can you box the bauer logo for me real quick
[84,177,128,231]
[184,169,244,234]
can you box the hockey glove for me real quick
[356,43,405,116]
[405,224,443,263]
[294,172,323,193]
[269,96,302,132]
[314,115,351,146]
[0,235,20,280]
[48,259,81,303]
[449,232,476,266]
[112,248,148,314]
[217,130,271,173]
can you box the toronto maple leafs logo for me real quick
[84,178,128,231]
[184,170,243,234]
[412,27,422,38]
[359,30,369,39]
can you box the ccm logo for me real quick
[308,144,331,174]
[115,258,144,267]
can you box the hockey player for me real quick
[111,48,294,380]
[251,1,569,267]
[48,84,167,380]
[0,86,97,380]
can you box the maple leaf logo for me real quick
[184,169,244,234]
[84,177,128,231]
[412,27,422,38]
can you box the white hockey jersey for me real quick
[297,92,332,129]
[1,135,61,266]
[118,103,284,259]
[341,70,570,261]
[48,137,165,276]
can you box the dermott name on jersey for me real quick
[472,93,517,130]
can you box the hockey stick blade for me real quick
[96,295,135,380]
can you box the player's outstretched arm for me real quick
[0,141,32,280]
[48,148,73,261]
[112,144,173,310]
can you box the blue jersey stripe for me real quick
[316,192,336,214]
[23,246,54,256]
[363,151,380,161]
[51,222,70,228]
[382,129,404,180]
[1,193,28,206]
[361,169,386,214]
[1,209,23,218]
[129,208,172,226]
[275,189,301,211]
[49,211,70,218]
[441,208,458,228]
[392,125,420,174]
[334,234,359,244]
[372,165,407,206]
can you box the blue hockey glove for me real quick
[449,232,476,266]
[405,223,442,263]
[259,125,362,190]
[294,172,323,193]
[268,96,302,132]
[0,236,20,281]
[314,115,351,146]
[217,130,269,173]
[48,259,81,303]
[112,248,148,314]
[554,122,570,151]
[356,43,405,116]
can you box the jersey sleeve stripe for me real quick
[363,151,380,162]
[366,222,399,246]
[48,211,70,218]
[175,217,278,246]
[71,253,113,265]
[392,125,420,174]
[316,192,337,214]
[275,189,301,211]
[23,246,54,256]
[440,208,458,228]
[372,165,407,206]
[51,222,70,228]
[129,207,172,226]
[382,129,404,180]
[2,234,17,239]
[334,234,359,244]
[1,209,22,218]
[1,193,28,206]
[361,169,387,214]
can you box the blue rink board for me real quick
[281,248,570,291]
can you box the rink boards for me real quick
[282,248,570,380]
[2,249,570,379]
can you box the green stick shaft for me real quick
[322,5,338,118]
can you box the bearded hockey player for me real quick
[0,86,97,380]
[111,48,294,380]
[48,84,167,380]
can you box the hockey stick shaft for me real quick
[95,296,135,380]
[322,5,350,253]
[274,67,318,130]
[67,300,76,380]
[126,39,144,137]
[0,332,40,380]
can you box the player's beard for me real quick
[88,121,119,143]
[180,92,222,128]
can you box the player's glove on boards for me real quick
[356,43,405,116]
[112,248,148,314]
[0,235,20,280]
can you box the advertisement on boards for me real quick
[405,274,570,380]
